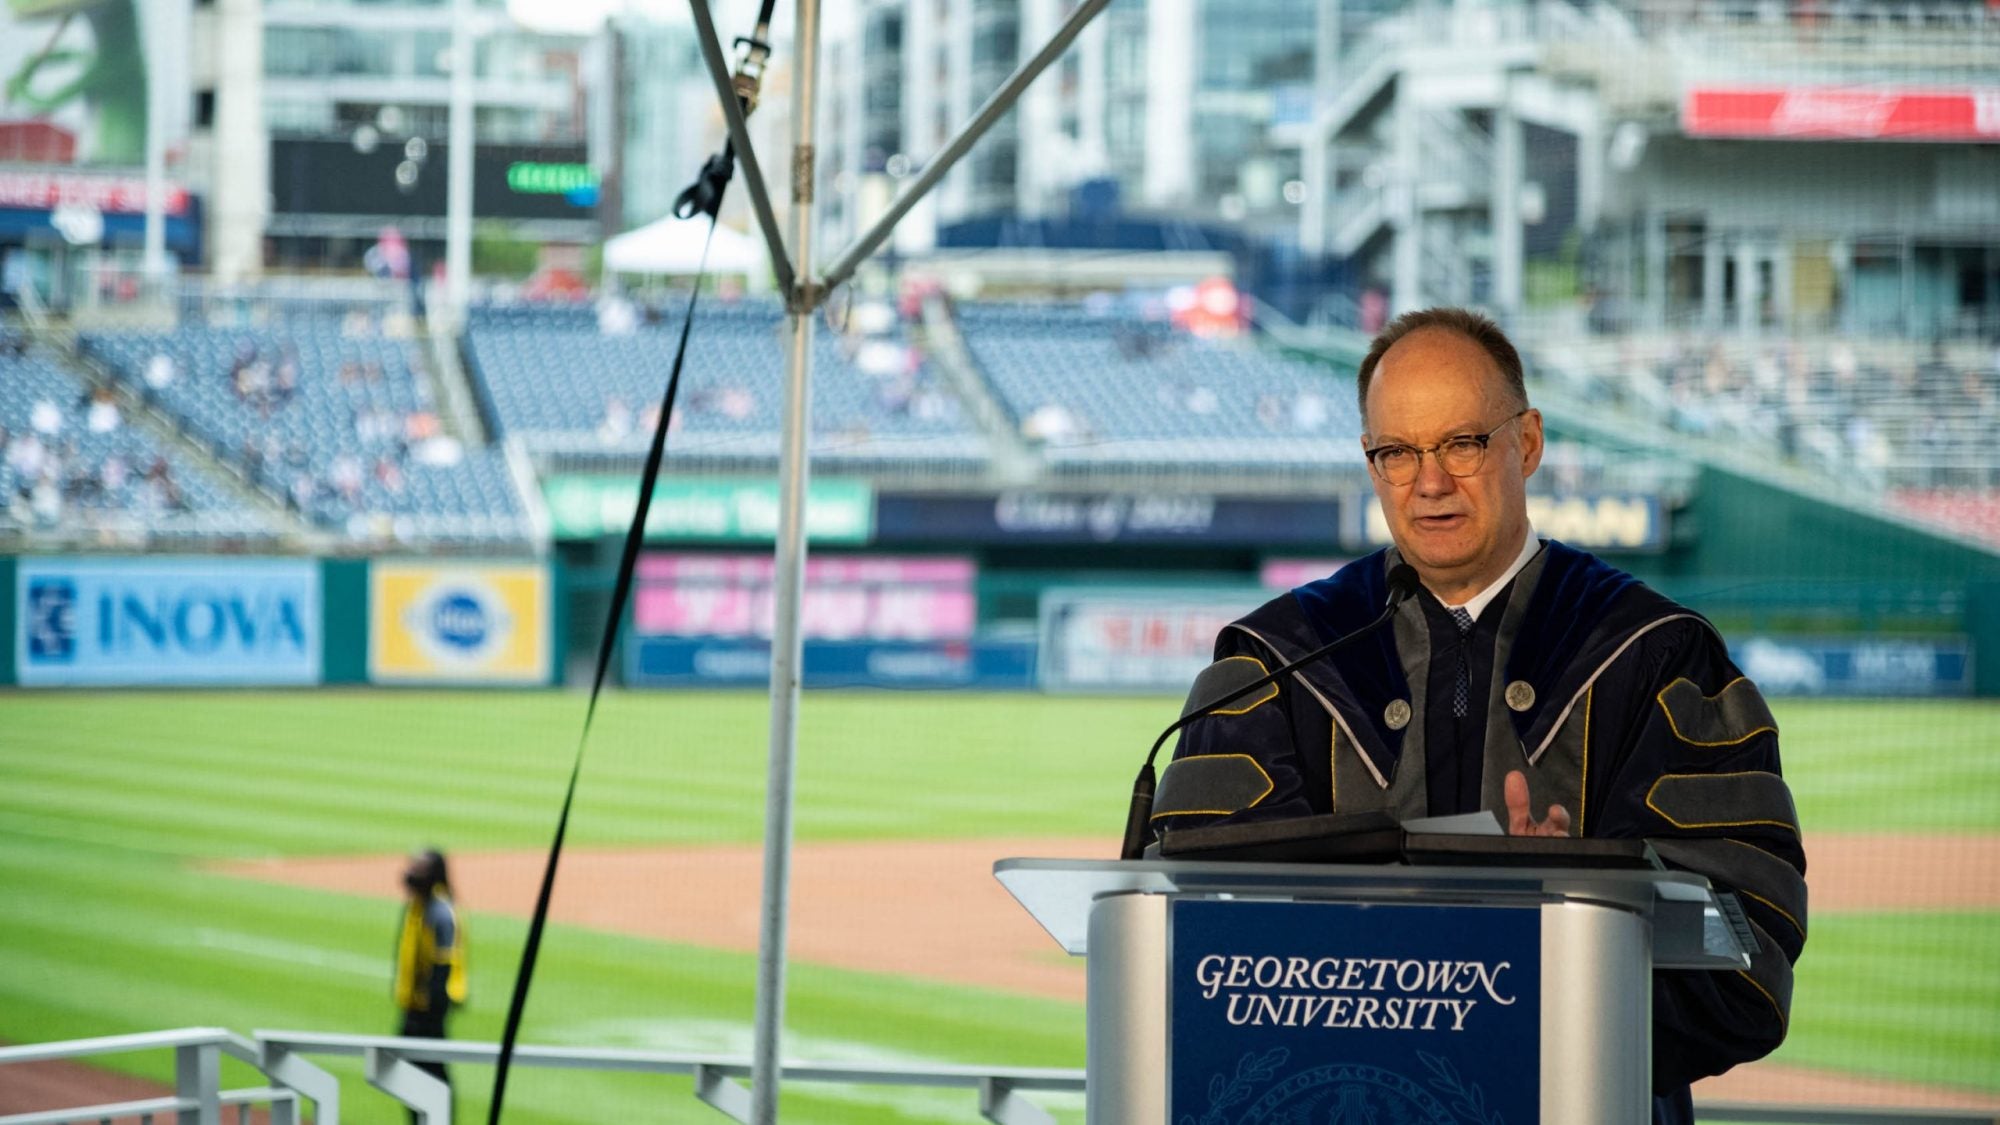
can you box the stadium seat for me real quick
[0,346,276,538]
[80,316,533,547]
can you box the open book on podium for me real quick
[995,812,1756,1125]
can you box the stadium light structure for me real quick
[445,0,475,330]
[680,0,1113,1120]
[123,0,198,294]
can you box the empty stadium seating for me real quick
[463,298,988,468]
[81,315,531,545]
[461,296,1374,478]
[954,302,1364,469]
[0,345,275,539]
[463,298,1365,476]
[1532,333,2000,495]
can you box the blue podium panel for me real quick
[1170,899,1541,1125]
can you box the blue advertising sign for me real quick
[16,558,321,687]
[1171,899,1539,1125]
[1734,635,1973,696]
[626,637,1037,690]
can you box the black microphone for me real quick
[1118,563,1423,859]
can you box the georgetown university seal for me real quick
[1186,1050,1501,1125]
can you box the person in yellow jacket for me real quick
[394,848,468,1120]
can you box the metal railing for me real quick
[0,1028,332,1125]
[1700,1110,2000,1125]
[1,1028,1084,1125]
[4,1028,1996,1125]
[255,1031,1085,1125]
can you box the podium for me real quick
[996,856,1753,1125]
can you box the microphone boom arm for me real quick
[1117,565,1421,859]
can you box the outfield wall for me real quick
[0,555,560,688]
[4,533,1989,697]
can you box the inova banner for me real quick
[1172,900,1539,1124]
[16,557,320,687]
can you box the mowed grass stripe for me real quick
[3,735,579,798]
[0,771,567,831]
[1781,910,2000,1093]
[1776,700,2000,832]
[2,690,1161,853]
[8,693,1997,840]
[0,807,202,855]
[0,778,560,857]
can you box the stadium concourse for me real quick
[8,289,2000,552]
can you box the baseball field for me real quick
[2,689,1996,1123]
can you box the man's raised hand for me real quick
[1504,769,1572,837]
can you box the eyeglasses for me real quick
[1364,410,1529,486]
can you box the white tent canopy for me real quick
[602,213,765,276]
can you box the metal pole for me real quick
[1491,83,1523,317]
[1390,88,1421,315]
[141,2,173,292]
[687,0,796,293]
[750,0,820,1115]
[445,0,474,328]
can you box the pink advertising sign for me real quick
[634,554,977,641]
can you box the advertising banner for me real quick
[1038,588,1268,693]
[1171,899,1540,1124]
[0,171,189,216]
[1734,635,1972,697]
[633,553,976,642]
[624,637,1036,689]
[1684,86,2000,142]
[16,557,320,686]
[369,561,551,685]
[1260,559,1354,590]
[626,552,998,687]
[543,477,875,544]
[875,492,1342,545]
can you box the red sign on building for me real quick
[1683,86,2000,142]
[0,170,190,215]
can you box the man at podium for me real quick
[1154,307,1807,1125]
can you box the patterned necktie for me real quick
[1449,606,1475,718]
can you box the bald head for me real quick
[1356,306,1527,429]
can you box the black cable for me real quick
[485,14,781,1118]
[483,222,720,1125]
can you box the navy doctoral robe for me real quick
[1156,541,1808,1125]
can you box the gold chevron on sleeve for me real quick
[1645,771,1800,835]
[1656,676,1778,748]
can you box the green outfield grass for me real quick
[2,690,1996,1122]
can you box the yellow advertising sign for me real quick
[369,562,551,684]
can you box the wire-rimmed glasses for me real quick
[1363,410,1529,485]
